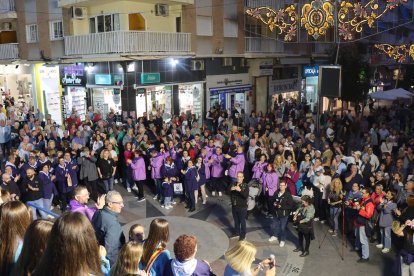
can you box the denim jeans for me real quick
[401,257,414,275]
[355,226,369,259]
[164,196,172,207]
[271,215,289,242]
[155,179,163,199]
[27,198,44,220]
[41,195,54,219]
[381,226,391,249]
[329,207,340,231]
[124,166,133,189]
[103,177,114,192]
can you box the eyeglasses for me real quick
[111,201,124,205]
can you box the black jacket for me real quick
[230,182,249,209]
[273,189,294,217]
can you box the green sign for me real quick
[141,73,160,84]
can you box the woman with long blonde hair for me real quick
[140,218,171,276]
[111,241,147,276]
[0,201,31,276]
[224,240,275,276]
[327,178,344,237]
[273,154,287,179]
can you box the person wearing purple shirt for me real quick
[182,160,198,212]
[210,147,225,196]
[64,152,78,187]
[262,163,279,218]
[69,186,105,221]
[252,154,268,180]
[19,156,38,179]
[150,149,164,201]
[225,146,246,184]
[196,156,207,204]
[38,163,58,219]
[129,150,146,202]
[204,139,215,159]
[55,157,74,211]
[167,140,178,161]
[200,148,211,180]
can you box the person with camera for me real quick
[376,190,397,253]
[293,195,315,257]
[354,187,375,263]
[344,183,362,236]
[269,180,294,247]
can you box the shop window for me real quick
[129,13,145,31]
[89,14,120,33]
[49,21,63,40]
[25,24,38,43]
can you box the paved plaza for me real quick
[116,183,395,276]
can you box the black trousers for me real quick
[313,188,323,219]
[84,179,98,202]
[59,191,73,211]
[232,207,247,239]
[211,177,224,192]
[298,231,311,252]
[135,180,145,199]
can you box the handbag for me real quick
[173,183,184,195]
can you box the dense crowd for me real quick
[0,97,413,275]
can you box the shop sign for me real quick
[269,78,300,95]
[113,74,124,86]
[303,65,319,77]
[95,74,112,85]
[141,73,160,84]
[210,85,252,96]
[259,61,274,76]
[60,65,86,87]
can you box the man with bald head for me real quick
[1,173,20,201]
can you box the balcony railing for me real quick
[0,43,18,60]
[64,31,192,56]
[0,0,15,12]
[245,37,284,53]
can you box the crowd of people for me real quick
[0,97,413,275]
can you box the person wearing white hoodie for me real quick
[164,235,212,276]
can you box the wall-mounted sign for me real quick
[95,74,112,85]
[303,65,319,77]
[113,74,124,86]
[210,85,252,96]
[269,78,300,95]
[259,62,274,76]
[141,73,160,84]
[60,64,86,87]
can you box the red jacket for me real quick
[355,197,375,226]
[370,192,385,207]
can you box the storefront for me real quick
[34,64,63,126]
[206,73,252,114]
[60,64,87,121]
[303,65,319,112]
[268,77,301,110]
[88,73,123,119]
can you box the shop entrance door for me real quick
[227,93,245,111]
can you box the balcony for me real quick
[245,37,284,53]
[64,31,192,56]
[58,0,193,7]
[0,43,18,60]
[0,0,17,20]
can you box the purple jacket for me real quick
[252,161,267,180]
[161,163,179,178]
[69,199,97,221]
[162,181,174,197]
[183,166,198,191]
[131,157,146,181]
[55,165,73,194]
[205,146,215,159]
[64,159,78,186]
[228,153,246,178]
[210,154,224,178]
[167,147,177,160]
[151,153,164,179]
[262,171,279,197]
[202,155,211,179]
[38,171,58,199]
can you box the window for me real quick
[26,24,38,43]
[224,19,238,38]
[196,16,212,36]
[89,14,120,33]
[49,21,63,40]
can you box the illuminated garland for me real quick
[245,5,298,41]
[301,0,334,40]
[374,43,414,63]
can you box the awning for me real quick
[209,85,252,96]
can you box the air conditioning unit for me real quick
[240,58,249,67]
[1,22,12,31]
[223,57,233,67]
[191,60,204,71]
[72,7,87,19]
[155,4,169,16]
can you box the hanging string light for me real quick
[374,43,414,63]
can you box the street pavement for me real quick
[115,182,396,276]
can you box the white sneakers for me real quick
[269,236,278,242]
[127,187,131,193]
[382,248,390,253]
[376,244,383,249]
[279,241,285,247]
[153,194,159,200]
[219,192,223,197]
[132,185,139,191]
[212,191,216,196]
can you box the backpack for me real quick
[296,179,304,196]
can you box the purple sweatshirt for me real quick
[151,153,164,179]
[262,171,279,197]
[131,157,146,181]
[210,154,224,178]
[252,161,267,180]
[228,153,245,178]
[69,199,97,221]
[202,154,211,179]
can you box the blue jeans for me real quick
[164,196,172,207]
[155,179,162,199]
[103,177,114,192]
[381,226,391,249]
[355,226,369,259]
[124,166,133,189]
[27,198,44,220]
[329,207,340,231]
[41,195,54,219]
[271,215,289,242]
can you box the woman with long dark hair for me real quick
[293,195,315,257]
[140,218,171,276]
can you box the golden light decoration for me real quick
[374,43,414,63]
[301,0,334,40]
[338,0,408,41]
[245,5,298,42]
